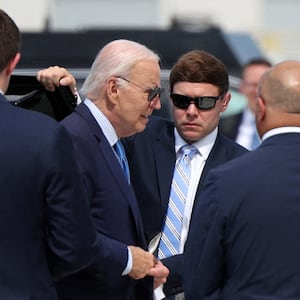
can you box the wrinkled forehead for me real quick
[129,60,161,80]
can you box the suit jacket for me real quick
[184,132,300,300]
[123,116,248,296]
[58,102,152,300]
[219,111,243,140]
[0,94,99,300]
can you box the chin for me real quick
[182,133,202,144]
[136,124,147,133]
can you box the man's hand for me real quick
[128,246,156,280]
[148,260,169,289]
[37,66,77,94]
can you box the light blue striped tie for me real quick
[158,145,197,258]
[114,140,130,184]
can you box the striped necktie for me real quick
[158,144,197,258]
[114,140,130,184]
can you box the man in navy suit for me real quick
[184,60,300,299]
[0,9,103,300]
[38,39,169,299]
[122,50,248,299]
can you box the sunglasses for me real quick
[118,76,164,102]
[170,92,225,110]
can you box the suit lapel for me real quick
[191,132,246,226]
[152,122,176,214]
[194,133,228,203]
[75,104,146,243]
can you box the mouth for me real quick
[183,122,198,127]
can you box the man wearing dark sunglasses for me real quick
[123,50,248,299]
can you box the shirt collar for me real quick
[84,98,118,146]
[174,127,218,160]
[262,127,300,141]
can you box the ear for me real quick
[256,96,266,122]
[106,77,119,104]
[220,92,231,112]
[6,53,21,76]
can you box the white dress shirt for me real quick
[174,128,216,251]
[236,107,260,150]
[155,127,217,300]
[84,98,133,276]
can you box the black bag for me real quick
[6,75,77,121]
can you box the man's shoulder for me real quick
[1,97,61,131]
[60,103,91,134]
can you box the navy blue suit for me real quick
[123,116,248,296]
[0,94,99,300]
[219,112,243,140]
[57,102,152,300]
[184,132,300,300]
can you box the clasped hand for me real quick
[128,246,169,288]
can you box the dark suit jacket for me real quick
[184,133,300,300]
[219,112,243,140]
[0,94,99,300]
[58,102,152,300]
[123,116,248,296]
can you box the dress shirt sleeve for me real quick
[122,246,133,275]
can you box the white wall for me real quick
[47,0,263,32]
[3,0,300,61]
[49,0,162,30]
[1,0,49,31]
[167,0,263,32]
[1,0,264,32]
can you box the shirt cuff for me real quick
[121,246,132,275]
[154,285,165,300]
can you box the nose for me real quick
[186,103,199,115]
[150,96,161,110]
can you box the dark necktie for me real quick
[113,140,130,184]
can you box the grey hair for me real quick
[80,39,160,100]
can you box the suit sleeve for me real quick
[162,254,184,296]
[44,124,99,280]
[63,128,129,277]
[183,170,225,300]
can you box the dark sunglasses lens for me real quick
[171,94,190,109]
[201,97,216,109]
[148,87,163,101]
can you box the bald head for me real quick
[258,60,300,113]
[256,60,300,136]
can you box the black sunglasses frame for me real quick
[170,92,226,110]
[117,76,164,102]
